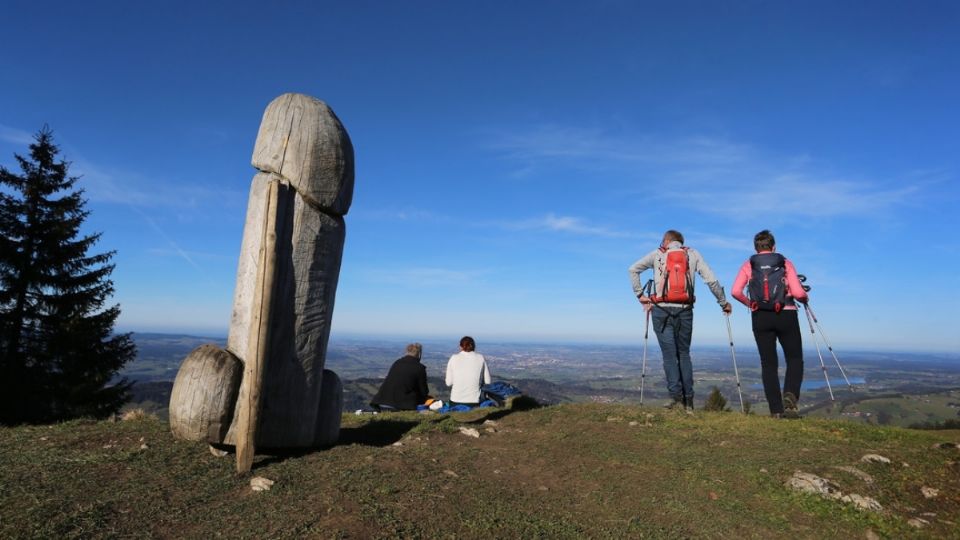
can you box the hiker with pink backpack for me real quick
[731,230,809,419]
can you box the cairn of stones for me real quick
[168,93,354,470]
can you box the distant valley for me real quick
[123,333,960,428]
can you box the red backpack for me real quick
[651,247,694,304]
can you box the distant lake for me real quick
[750,377,867,391]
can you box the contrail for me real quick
[129,204,203,273]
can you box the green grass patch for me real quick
[2,405,959,538]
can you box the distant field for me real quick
[123,333,960,428]
[807,390,960,427]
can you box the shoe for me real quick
[782,408,801,419]
[683,397,695,411]
[783,392,798,409]
[770,413,783,419]
[664,399,683,410]
[782,392,800,419]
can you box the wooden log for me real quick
[168,344,241,442]
[226,173,346,448]
[235,178,280,473]
[313,369,343,447]
[251,93,354,216]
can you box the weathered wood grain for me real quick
[235,178,279,473]
[251,93,354,216]
[168,345,241,442]
[314,369,343,447]
[226,173,346,447]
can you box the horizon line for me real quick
[121,329,959,356]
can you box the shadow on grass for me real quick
[251,447,315,470]
[337,419,421,447]
[225,396,544,468]
[450,395,543,423]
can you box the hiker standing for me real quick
[370,343,431,411]
[629,230,732,410]
[731,230,809,418]
[445,336,491,407]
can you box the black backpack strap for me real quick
[655,304,692,333]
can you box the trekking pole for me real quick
[723,312,745,413]
[802,303,835,400]
[639,307,651,405]
[805,303,854,391]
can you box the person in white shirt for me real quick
[445,336,491,406]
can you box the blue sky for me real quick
[1,1,958,352]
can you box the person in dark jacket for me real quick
[370,343,430,411]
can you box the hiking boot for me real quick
[683,397,695,411]
[664,399,684,410]
[769,412,783,419]
[782,392,801,419]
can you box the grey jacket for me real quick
[628,241,728,308]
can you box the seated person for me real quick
[370,343,430,411]
[445,336,492,407]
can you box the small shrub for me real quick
[703,387,728,412]
[121,408,154,421]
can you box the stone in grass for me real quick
[921,486,939,499]
[786,472,881,513]
[931,442,960,450]
[908,517,929,529]
[832,466,874,484]
[839,493,882,512]
[459,427,480,438]
[250,477,275,492]
[786,471,841,497]
[860,454,891,465]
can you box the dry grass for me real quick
[120,408,155,422]
[1,405,958,538]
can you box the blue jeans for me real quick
[651,306,694,401]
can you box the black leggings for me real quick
[751,310,803,414]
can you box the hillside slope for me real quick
[1,404,958,538]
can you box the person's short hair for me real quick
[754,230,776,252]
[459,336,476,352]
[405,342,422,359]
[663,230,684,244]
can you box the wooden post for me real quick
[235,179,280,473]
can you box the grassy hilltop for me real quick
[1,404,958,539]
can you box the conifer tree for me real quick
[0,127,135,424]
[703,386,728,412]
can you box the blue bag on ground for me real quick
[481,382,522,406]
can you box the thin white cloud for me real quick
[668,173,919,218]
[490,125,927,219]
[130,206,202,272]
[362,267,488,287]
[1,123,238,210]
[0,124,34,146]
[352,208,448,222]
[498,213,631,238]
[688,232,750,251]
[72,158,233,209]
[492,126,752,169]
[146,248,232,261]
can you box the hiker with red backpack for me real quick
[629,230,732,410]
[731,230,809,419]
